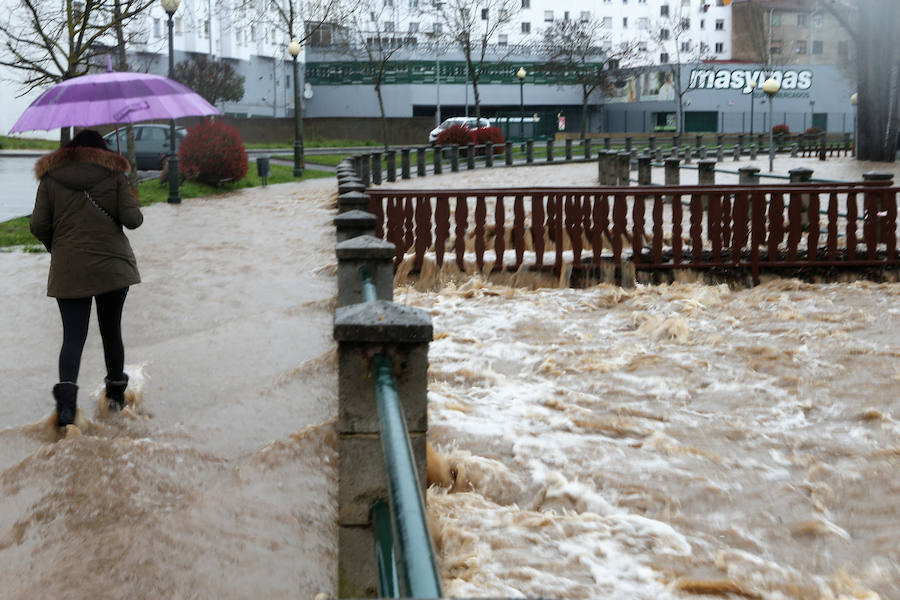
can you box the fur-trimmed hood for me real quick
[34,145,131,183]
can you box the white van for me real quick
[429,117,492,145]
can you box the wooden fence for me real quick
[367,182,899,285]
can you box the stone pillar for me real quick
[583,138,592,160]
[863,172,894,243]
[648,136,656,151]
[749,144,758,160]
[433,146,443,175]
[604,136,611,150]
[450,145,460,172]
[385,150,396,182]
[401,148,411,179]
[335,209,377,243]
[335,235,396,306]
[546,139,555,162]
[717,134,725,148]
[664,157,680,186]
[698,146,707,159]
[789,167,814,229]
[684,146,693,164]
[338,179,366,196]
[526,140,534,163]
[338,190,372,215]
[505,141,513,166]
[716,145,724,161]
[698,159,716,185]
[791,144,799,158]
[416,147,426,177]
[565,138,573,161]
[485,142,494,167]
[617,151,630,186]
[819,132,827,161]
[637,155,652,185]
[360,153,371,186]
[371,152,382,185]
[466,144,475,170]
[695,134,703,149]
[737,134,745,155]
[597,150,606,183]
[654,147,663,162]
[733,144,741,161]
[738,166,760,185]
[625,137,633,153]
[333,298,432,598]
[670,144,679,158]
[672,134,680,150]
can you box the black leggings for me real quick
[56,287,129,383]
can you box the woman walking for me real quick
[30,129,143,428]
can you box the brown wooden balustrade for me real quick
[367,182,898,284]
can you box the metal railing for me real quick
[359,266,443,598]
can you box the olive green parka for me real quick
[30,146,143,299]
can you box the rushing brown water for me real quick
[0,180,339,598]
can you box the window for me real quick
[622,17,627,27]
[660,52,669,63]
[772,13,781,27]
[498,33,508,45]
[481,8,488,19]
[838,40,848,57]
[700,41,708,53]
[544,10,553,21]
[700,18,705,29]
[409,0,418,6]
[521,21,530,32]
[370,11,377,21]
[680,41,690,51]
[602,16,612,27]
[813,14,823,27]
[660,4,669,17]
[770,40,782,54]
[795,40,807,54]
[638,42,648,52]
[714,42,724,53]
[812,40,823,54]
[384,0,393,5]
[153,18,160,38]
[249,24,255,41]
[715,19,724,30]
[203,20,210,37]
[580,11,590,21]
[521,0,529,7]
[383,21,394,31]
[433,22,442,33]
[659,27,670,40]
[681,17,690,30]
[637,17,649,29]
[563,11,569,20]
[409,21,419,32]
[797,14,806,26]
[174,17,182,35]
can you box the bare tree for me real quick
[651,7,713,134]
[823,0,900,162]
[0,0,156,143]
[344,1,413,150]
[173,54,246,105]
[542,18,639,138]
[430,0,517,119]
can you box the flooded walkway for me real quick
[0,179,339,598]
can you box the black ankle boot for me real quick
[53,382,78,427]
[105,373,129,411]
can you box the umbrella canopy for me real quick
[8,71,219,134]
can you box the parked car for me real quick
[429,117,491,145]
[104,124,187,170]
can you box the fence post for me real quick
[466,144,475,169]
[526,140,534,163]
[672,134,680,150]
[604,136,611,150]
[819,132,827,161]
[546,139,554,162]
[695,134,703,149]
[505,141,513,166]
[335,209,377,243]
[417,147,426,177]
[338,179,366,196]
[698,146,707,159]
[733,143,741,162]
[338,190,372,215]
[648,136,656,151]
[716,145,724,162]
[717,134,724,148]
[433,146,443,175]
[386,150,396,182]
[664,157,680,186]
[583,138,592,160]
[684,146,693,164]
[361,153,371,186]
[336,235,396,306]
[737,134,745,154]
[617,151,630,186]
[333,298,432,598]
[596,150,605,183]
[749,144,758,160]
[738,166,760,185]
[485,142,494,167]
[401,148,411,179]
[789,167,814,229]
[863,171,894,243]
[565,138,573,161]
[625,136,633,153]
[844,132,852,155]
[637,155,652,185]
[698,159,716,185]
[450,145,460,171]
[371,152,382,185]
[655,147,663,162]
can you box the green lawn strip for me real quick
[244,137,379,150]
[0,165,332,249]
[0,135,59,151]
[272,153,348,167]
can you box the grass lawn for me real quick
[0,135,59,151]
[0,164,332,249]
[244,137,379,150]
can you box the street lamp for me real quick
[517,67,526,141]
[749,79,756,136]
[762,76,780,172]
[850,92,858,158]
[161,0,181,203]
[288,38,304,177]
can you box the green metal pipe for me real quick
[371,353,443,598]
[372,501,400,598]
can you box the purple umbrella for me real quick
[8,71,219,133]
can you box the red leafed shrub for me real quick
[178,118,248,185]
[474,126,505,154]
[805,126,823,135]
[772,123,791,135]
[435,123,475,147]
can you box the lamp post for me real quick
[850,92,858,158]
[288,38,304,177]
[161,0,181,203]
[749,79,756,136]
[517,66,526,141]
[762,76,780,172]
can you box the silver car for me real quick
[104,124,187,170]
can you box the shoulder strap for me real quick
[45,174,118,225]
